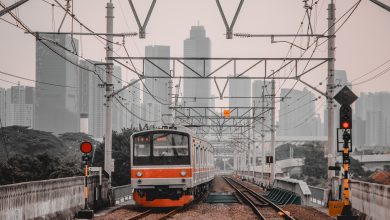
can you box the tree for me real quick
[92,128,136,186]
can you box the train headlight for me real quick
[136,171,143,177]
[180,170,187,177]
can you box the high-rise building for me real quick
[252,80,273,136]
[324,70,352,135]
[0,88,5,127]
[79,60,106,138]
[126,79,141,129]
[278,87,318,136]
[112,66,123,132]
[229,78,251,130]
[5,85,34,128]
[79,60,124,137]
[35,34,80,134]
[354,91,390,147]
[144,45,171,126]
[183,26,211,129]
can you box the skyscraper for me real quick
[144,45,171,126]
[183,26,211,128]
[127,79,141,129]
[252,80,273,136]
[5,85,34,128]
[79,60,106,138]
[229,78,251,129]
[112,66,123,132]
[324,70,352,135]
[35,34,80,134]
[0,88,5,127]
[354,91,390,147]
[278,87,317,136]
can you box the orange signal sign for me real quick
[223,109,230,117]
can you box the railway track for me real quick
[223,177,295,220]
[126,191,208,220]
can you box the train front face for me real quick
[130,130,193,207]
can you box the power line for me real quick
[351,59,390,83]
[0,70,79,88]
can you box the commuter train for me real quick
[130,126,215,207]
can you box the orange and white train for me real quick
[130,127,214,207]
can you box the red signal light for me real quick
[80,141,93,154]
[342,122,350,129]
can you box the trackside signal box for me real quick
[332,86,359,220]
[77,141,94,219]
[266,156,273,164]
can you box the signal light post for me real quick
[78,141,94,219]
[332,86,358,220]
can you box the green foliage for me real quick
[0,153,82,185]
[0,126,66,161]
[301,146,327,180]
[0,126,137,187]
[92,128,136,187]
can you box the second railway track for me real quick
[223,176,295,220]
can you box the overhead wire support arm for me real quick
[370,0,390,12]
[216,0,245,39]
[0,0,30,17]
[128,0,157,38]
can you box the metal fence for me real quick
[112,184,133,205]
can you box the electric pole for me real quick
[104,0,114,187]
[327,0,336,200]
[270,80,276,184]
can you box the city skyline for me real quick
[1,0,389,100]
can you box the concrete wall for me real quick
[351,180,390,220]
[273,178,311,205]
[0,176,108,220]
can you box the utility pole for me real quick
[261,84,266,185]
[104,0,114,187]
[270,80,276,184]
[252,102,255,179]
[327,0,336,201]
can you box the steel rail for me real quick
[126,209,152,220]
[224,177,295,220]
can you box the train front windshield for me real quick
[133,132,190,165]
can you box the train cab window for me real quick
[133,132,190,166]
[134,134,151,157]
[153,133,189,157]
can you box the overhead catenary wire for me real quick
[0,70,79,88]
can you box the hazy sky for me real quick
[1,0,389,114]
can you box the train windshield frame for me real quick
[133,131,190,166]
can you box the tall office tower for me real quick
[229,78,251,131]
[35,34,80,134]
[112,66,123,132]
[0,88,5,127]
[252,80,273,136]
[355,92,390,147]
[5,85,34,127]
[324,70,352,135]
[127,79,141,129]
[79,60,106,138]
[278,87,317,136]
[183,26,211,129]
[144,45,171,126]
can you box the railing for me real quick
[112,184,133,205]
[307,185,326,206]
[0,175,108,220]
